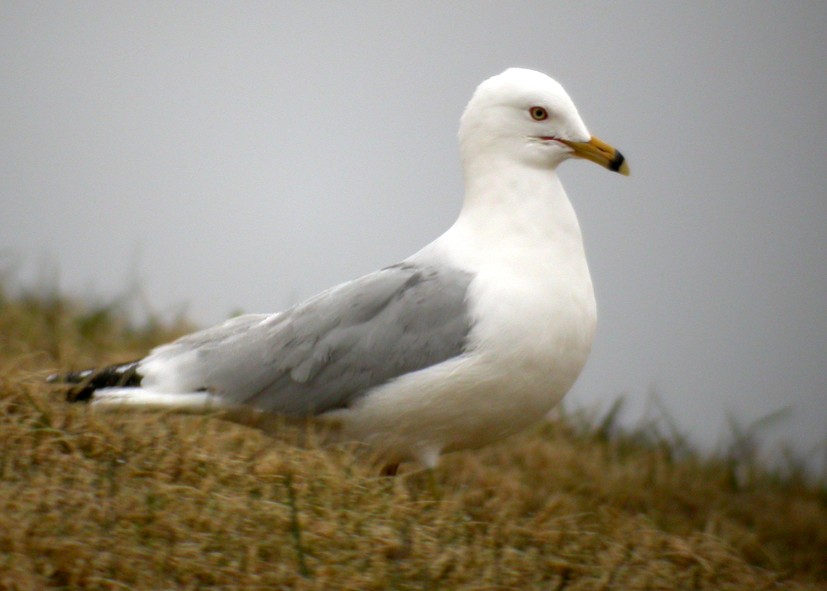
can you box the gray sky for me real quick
[2,2,826,470]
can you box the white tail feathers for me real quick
[90,388,231,413]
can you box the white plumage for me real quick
[62,68,629,473]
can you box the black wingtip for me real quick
[66,384,96,403]
[48,360,143,403]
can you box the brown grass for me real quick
[1,286,825,590]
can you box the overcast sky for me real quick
[2,2,825,471]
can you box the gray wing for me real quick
[140,262,474,416]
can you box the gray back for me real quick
[144,262,474,416]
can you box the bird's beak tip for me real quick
[562,136,630,177]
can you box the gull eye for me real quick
[529,106,548,121]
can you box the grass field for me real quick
[1,286,825,590]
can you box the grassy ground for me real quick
[1,286,825,590]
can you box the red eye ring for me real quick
[530,106,548,121]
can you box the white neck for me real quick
[424,154,589,275]
[409,151,597,427]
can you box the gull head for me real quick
[459,68,629,175]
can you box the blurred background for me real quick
[2,2,825,472]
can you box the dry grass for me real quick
[1,286,825,590]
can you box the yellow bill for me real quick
[560,136,630,176]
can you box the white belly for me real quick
[327,171,598,468]
[326,257,597,468]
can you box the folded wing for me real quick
[138,262,474,416]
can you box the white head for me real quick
[459,68,628,175]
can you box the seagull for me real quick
[51,68,629,475]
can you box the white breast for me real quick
[329,169,597,467]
